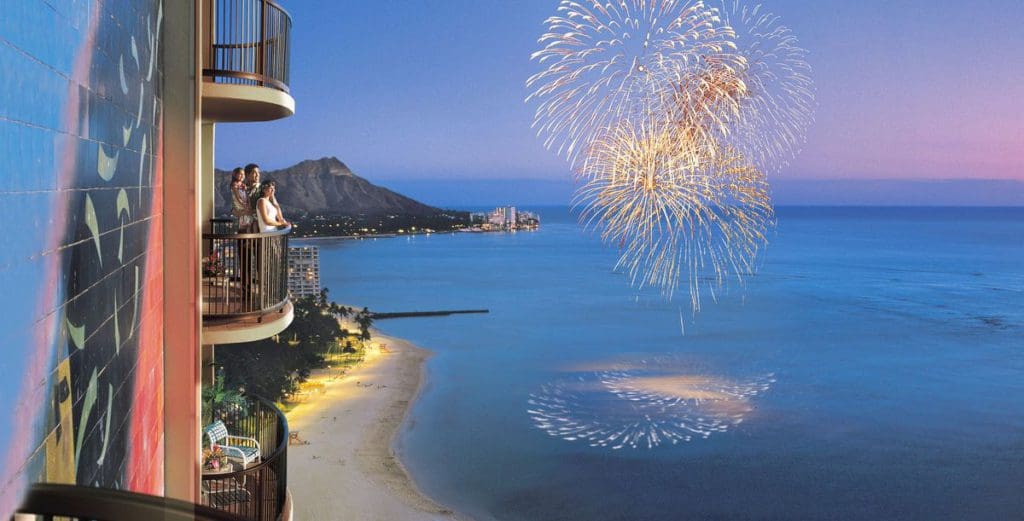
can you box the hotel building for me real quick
[1,0,299,518]
[287,246,321,299]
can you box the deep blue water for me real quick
[303,207,1024,520]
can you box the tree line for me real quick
[213,288,374,404]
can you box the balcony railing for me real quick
[17,483,246,521]
[202,395,289,521]
[203,219,290,320]
[204,0,292,92]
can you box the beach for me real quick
[285,329,461,520]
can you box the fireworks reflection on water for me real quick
[527,358,776,450]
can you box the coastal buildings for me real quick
[470,207,541,231]
[0,0,298,518]
[288,246,321,298]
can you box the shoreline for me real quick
[291,231,451,241]
[284,327,466,520]
[290,227,539,242]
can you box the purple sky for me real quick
[217,1,1023,202]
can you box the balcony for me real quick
[17,483,246,521]
[202,395,291,521]
[202,219,293,345]
[202,0,294,122]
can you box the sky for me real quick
[217,0,1024,205]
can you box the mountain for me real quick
[214,157,446,218]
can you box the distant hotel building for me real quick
[470,207,540,231]
[288,246,322,297]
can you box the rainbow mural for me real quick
[0,1,166,515]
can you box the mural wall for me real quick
[0,0,165,514]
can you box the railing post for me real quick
[202,0,290,92]
[258,0,267,88]
[202,223,290,320]
[199,395,287,520]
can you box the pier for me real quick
[370,309,489,319]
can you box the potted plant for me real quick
[202,367,249,427]
[202,250,225,278]
[202,444,230,472]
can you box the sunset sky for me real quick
[217,0,1023,203]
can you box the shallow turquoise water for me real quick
[303,207,1024,520]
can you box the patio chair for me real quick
[204,420,261,468]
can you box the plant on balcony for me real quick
[202,250,225,278]
[202,367,249,427]
[202,444,231,472]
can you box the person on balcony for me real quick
[256,181,289,232]
[246,163,286,219]
[229,167,253,232]
[245,163,262,224]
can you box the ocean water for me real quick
[304,207,1024,520]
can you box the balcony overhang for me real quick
[203,298,294,345]
[202,82,295,122]
[202,0,293,122]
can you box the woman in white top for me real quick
[256,182,289,232]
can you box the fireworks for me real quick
[527,358,775,450]
[526,0,737,165]
[528,0,813,309]
[575,112,774,309]
[711,0,816,171]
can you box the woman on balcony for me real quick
[256,182,289,232]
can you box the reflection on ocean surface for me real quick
[528,357,775,449]
[320,207,1024,520]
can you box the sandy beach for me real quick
[285,330,461,520]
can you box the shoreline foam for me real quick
[285,328,464,520]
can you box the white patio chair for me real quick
[203,420,261,468]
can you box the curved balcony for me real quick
[202,0,294,122]
[202,395,290,521]
[17,483,246,520]
[203,219,293,345]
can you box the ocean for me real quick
[302,206,1024,520]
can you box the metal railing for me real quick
[204,0,292,92]
[16,483,246,521]
[202,395,289,521]
[203,219,290,320]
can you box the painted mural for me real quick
[0,1,165,515]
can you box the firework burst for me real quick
[529,0,812,310]
[526,0,737,165]
[575,113,774,310]
[707,0,815,171]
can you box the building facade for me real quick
[287,246,321,298]
[0,0,297,517]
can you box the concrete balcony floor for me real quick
[202,298,294,345]
[202,82,295,122]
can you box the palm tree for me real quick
[354,306,373,341]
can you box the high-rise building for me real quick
[288,246,321,298]
[488,207,507,227]
[1,1,299,518]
